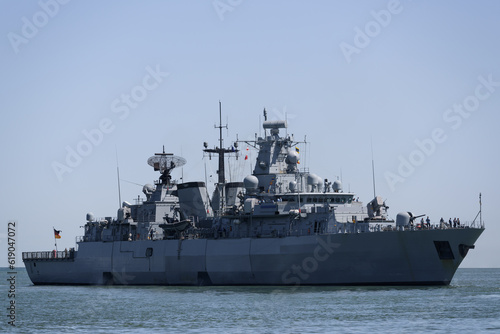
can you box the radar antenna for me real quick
[147,146,186,185]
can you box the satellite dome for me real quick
[307,173,321,185]
[306,173,322,192]
[289,181,297,192]
[333,180,342,192]
[286,150,299,164]
[86,212,95,222]
[243,175,259,193]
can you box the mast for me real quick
[203,102,239,214]
[480,192,482,226]
[472,192,483,227]
[218,101,225,185]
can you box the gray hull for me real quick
[23,228,483,286]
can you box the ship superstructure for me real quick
[22,109,484,286]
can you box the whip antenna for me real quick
[371,137,376,198]
[116,146,122,208]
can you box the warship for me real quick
[23,108,484,286]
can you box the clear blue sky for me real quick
[1,0,499,268]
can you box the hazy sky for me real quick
[1,0,499,268]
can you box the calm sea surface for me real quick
[1,268,499,333]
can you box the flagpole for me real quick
[53,226,58,252]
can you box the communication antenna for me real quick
[259,114,261,138]
[120,179,143,187]
[180,146,184,182]
[263,108,267,137]
[285,111,288,137]
[116,146,122,208]
[304,135,307,170]
[204,161,208,190]
[371,137,376,198]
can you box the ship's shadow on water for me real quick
[157,284,449,295]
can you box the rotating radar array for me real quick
[147,146,186,185]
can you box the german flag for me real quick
[54,229,62,239]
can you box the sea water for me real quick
[1,268,499,333]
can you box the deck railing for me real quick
[60,218,486,245]
[22,250,74,260]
